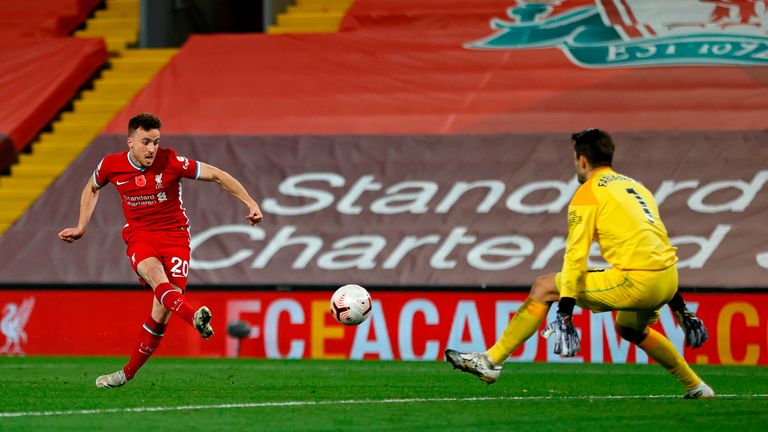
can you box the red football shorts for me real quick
[124,227,191,290]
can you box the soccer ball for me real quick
[330,284,372,326]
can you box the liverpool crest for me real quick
[1,297,35,355]
[466,0,768,67]
[155,173,164,189]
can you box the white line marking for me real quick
[2,394,767,418]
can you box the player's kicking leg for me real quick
[155,282,213,338]
[137,257,214,339]
[193,305,213,338]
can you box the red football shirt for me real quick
[93,147,200,232]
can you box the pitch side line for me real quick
[2,394,767,418]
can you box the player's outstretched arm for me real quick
[58,177,100,243]
[197,162,263,225]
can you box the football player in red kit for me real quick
[58,113,263,388]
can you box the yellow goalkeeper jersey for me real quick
[560,167,678,299]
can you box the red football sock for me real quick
[123,316,166,380]
[155,282,195,325]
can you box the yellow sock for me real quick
[638,328,701,390]
[486,299,549,364]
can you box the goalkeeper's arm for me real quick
[668,292,709,349]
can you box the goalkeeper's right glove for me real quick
[542,297,580,357]
[674,310,709,349]
[542,312,580,357]
[541,297,581,357]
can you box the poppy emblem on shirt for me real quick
[135,175,146,187]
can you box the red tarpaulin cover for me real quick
[340,0,594,34]
[0,37,107,152]
[0,0,102,38]
[105,31,768,135]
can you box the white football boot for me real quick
[193,306,214,339]
[95,370,127,388]
[445,349,502,384]
[684,381,715,399]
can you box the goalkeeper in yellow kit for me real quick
[446,129,713,399]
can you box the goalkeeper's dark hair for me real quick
[572,128,614,167]
[128,113,162,136]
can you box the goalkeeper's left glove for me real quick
[542,297,580,357]
[674,310,709,349]
[668,292,709,349]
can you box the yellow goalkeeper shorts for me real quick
[555,265,678,330]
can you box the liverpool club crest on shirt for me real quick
[155,173,164,189]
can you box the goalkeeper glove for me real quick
[674,310,709,349]
[542,312,580,357]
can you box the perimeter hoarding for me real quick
[1,132,767,288]
[1,290,767,365]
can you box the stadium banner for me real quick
[1,290,767,365]
[344,0,768,68]
[1,132,767,288]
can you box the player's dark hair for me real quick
[128,113,162,135]
[572,128,614,167]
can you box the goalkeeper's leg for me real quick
[616,314,713,398]
[486,274,557,364]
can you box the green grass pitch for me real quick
[1,357,767,431]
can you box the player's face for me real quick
[128,128,161,167]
